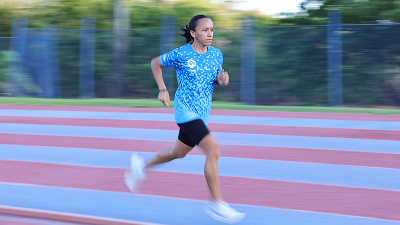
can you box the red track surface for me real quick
[1,160,400,221]
[0,220,35,225]
[1,116,400,141]
[1,133,400,169]
[1,105,399,121]
[1,105,400,224]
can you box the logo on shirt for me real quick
[187,59,196,69]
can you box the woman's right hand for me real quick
[158,90,170,107]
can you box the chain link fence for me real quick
[1,18,400,107]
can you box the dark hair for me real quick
[181,15,210,43]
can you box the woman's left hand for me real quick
[217,69,229,86]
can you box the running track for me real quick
[0,105,400,225]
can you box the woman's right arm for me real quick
[151,56,170,107]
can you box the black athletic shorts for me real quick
[177,119,210,147]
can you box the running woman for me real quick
[124,14,246,224]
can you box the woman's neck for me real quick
[192,41,207,54]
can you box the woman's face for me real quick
[191,18,214,46]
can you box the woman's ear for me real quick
[190,30,196,38]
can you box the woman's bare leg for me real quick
[144,133,224,201]
[198,134,224,202]
[145,139,193,170]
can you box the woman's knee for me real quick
[174,150,188,159]
[207,147,221,159]
[199,134,221,159]
[171,146,191,159]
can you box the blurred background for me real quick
[0,0,399,107]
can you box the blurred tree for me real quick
[28,0,114,29]
[0,0,398,106]
[281,0,400,25]
[275,0,400,106]
[0,0,277,32]
[0,2,18,36]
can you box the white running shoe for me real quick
[124,153,146,194]
[204,201,246,224]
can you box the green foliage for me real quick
[26,0,114,29]
[0,50,41,94]
[0,3,16,37]
[284,0,400,25]
[253,26,328,106]
[56,29,80,97]
[0,0,269,33]
[130,2,164,28]
[0,51,9,83]
[340,24,400,106]
[1,0,400,107]
[274,0,400,106]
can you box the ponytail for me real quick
[180,24,193,43]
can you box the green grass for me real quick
[1,97,399,115]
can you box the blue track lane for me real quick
[0,182,399,225]
[1,109,400,130]
[1,144,400,191]
[0,214,81,225]
[1,123,400,154]
[1,108,400,224]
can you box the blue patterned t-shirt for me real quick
[160,43,223,126]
